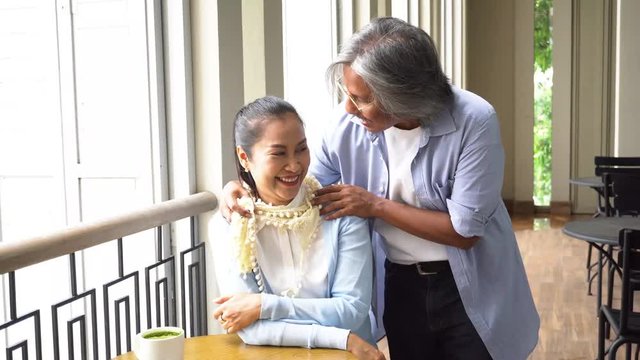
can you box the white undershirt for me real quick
[375,125,448,264]
[254,188,327,298]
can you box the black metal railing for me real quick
[0,192,217,359]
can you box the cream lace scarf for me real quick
[230,176,322,297]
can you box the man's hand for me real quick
[312,184,383,220]
[213,293,261,333]
[222,180,251,221]
[346,333,386,360]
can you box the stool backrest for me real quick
[603,173,640,217]
[595,156,640,176]
[618,228,640,334]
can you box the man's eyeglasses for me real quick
[336,81,374,112]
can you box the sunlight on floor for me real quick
[533,217,551,231]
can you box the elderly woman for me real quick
[211,96,384,360]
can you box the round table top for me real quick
[562,216,640,245]
[569,176,604,188]
[113,333,356,360]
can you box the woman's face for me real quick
[342,65,420,131]
[238,112,310,206]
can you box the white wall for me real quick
[513,1,534,208]
[466,0,517,202]
[569,1,614,214]
[615,0,640,155]
[191,0,243,335]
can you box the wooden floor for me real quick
[515,213,600,360]
[377,213,632,359]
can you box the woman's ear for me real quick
[236,146,249,171]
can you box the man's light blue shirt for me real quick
[310,86,540,360]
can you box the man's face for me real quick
[342,65,419,132]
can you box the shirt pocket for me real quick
[416,179,453,211]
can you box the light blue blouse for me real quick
[310,86,540,360]
[211,213,375,349]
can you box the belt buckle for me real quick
[415,263,437,276]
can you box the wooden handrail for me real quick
[0,192,217,274]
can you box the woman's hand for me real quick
[213,293,262,333]
[222,180,251,221]
[312,184,383,220]
[346,333,386,360]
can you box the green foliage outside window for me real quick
[534,0,552,72]
[534,69,552,205]
[534,0,552,206]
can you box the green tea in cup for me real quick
[135,326,184,360]
[142,330,181,340]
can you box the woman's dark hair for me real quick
[327,17,452,123]
[233,96,303,198]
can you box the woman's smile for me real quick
[238,112,310,206]
[276,175,301,186]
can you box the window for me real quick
[0,0,165,357]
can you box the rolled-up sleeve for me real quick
[446,199,489,238]
[448,111,504,238]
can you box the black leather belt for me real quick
[389,260,451,276]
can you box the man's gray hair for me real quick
[327,17,452,123]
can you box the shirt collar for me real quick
[416,107,456,147]
[426,107,457,137]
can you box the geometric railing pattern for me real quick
[0,192,216,359]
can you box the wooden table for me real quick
[114,333,356,359]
